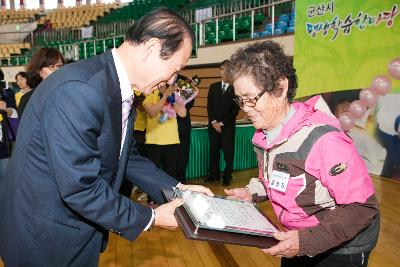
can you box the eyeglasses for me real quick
[48,63,64,71]
[233,89,267,108]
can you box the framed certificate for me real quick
[161,188,279,248]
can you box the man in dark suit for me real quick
[0,8,211,267]
[206,60,240,186]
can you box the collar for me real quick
[112,48,133,102]
[263,104,296,145]
[253,95,340,150]
[222,81,229,88]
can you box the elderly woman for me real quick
[224,41,379,267]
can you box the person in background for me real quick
[206,60,239,186]
[119,91,147,199]
[176,74,196,183]
[17,47,65,118]
[375,93,400,178]
[325,90,386,176]
[0,8,211,266]
[224,40,379,267]
[44,19,52,31]
[143,84,187,179]
[0,68,18,180]
[14,72,33,107]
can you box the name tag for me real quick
[268,170,290,193]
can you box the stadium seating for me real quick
[0,43,31,58]
[252,7,295,39]
[0,9,37,24]
[37,3,116,30]
[0,0,295,65]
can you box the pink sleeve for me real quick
[300,131,378,256]
[306,131,375,204]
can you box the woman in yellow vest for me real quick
[14,72,32,107]
[143,85,186,179]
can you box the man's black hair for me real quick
[125,8,194,59]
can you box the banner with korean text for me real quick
[294,0,400,98]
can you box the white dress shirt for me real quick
[111,48,134,155]
[111,48,157,231]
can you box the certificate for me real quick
[175,189,278,237]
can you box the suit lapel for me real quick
[225,85,233,95]
[104,51,122,159]
[112,110,135,191]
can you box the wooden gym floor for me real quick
[1,169,399,267]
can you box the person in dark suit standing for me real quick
[206,60,240,186]
[0,8,212,267]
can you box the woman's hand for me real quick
[224,188,252,202]
[177,184,214,196]
[262,230,300,258]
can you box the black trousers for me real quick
[281,252,371,267]
[376,127,400,178]
[208,125,235,179]
[145,143,179,179]
[176,128,191,184]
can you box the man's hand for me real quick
[212,121,222,133]
[0,100,6,110]
[177,184,214,196]
[262,230,299,258]
[154,198,184,229]
[224,188,252,202]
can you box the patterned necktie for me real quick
[121,95,134,146]
[222,83,227,94]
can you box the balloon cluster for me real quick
[339,58,400,131]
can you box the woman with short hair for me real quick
[224,40,379,267]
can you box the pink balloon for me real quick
[349,100,367,118]
[371,75,392,95]
[339,112,355,131]
[359,88,379,108]
[388,58,400,80]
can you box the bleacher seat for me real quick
[264,23,273,32]
[0,43,30,57]
[38,3,116,30]
[260,30,271,37]
[276,21,288,28]
[0,9,37,25]
[279,14,290,23]
[254,12,265,26]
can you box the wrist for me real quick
[176,183,187,191]
[146,209,156,231]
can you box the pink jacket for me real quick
[251,96,378,256]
